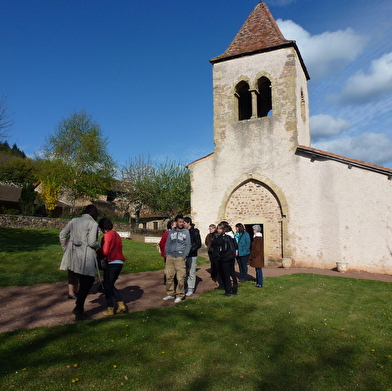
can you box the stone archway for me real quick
[225,179,283,264]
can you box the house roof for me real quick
[186,152,214,168]
[296,145,392,178]
[0,184,22,202]
[0,183,69,207]
[210,2,310,79]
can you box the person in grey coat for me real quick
[60,204,101,320]
[163,214,191,303]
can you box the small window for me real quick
[257,77,272,117]
[153,222,158,230]
[236,81,252,120]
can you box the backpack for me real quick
[221,234,237,259]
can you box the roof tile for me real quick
[211,2,291,63]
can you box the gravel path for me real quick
[1,264,391,333]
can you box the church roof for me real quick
[296,145,392,178]
[211,2,291,63]
[210,2,310,79]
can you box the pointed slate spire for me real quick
[211,2,292,63]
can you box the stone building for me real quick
[188,2,392,274]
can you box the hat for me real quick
[252,224,261,232]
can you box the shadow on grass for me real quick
[0,227,60,252]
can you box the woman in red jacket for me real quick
[97,217,127,316]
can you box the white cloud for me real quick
[310,114,351,141]
[313,132,392,166]
[277,19,366,80]
[340,52,392,105]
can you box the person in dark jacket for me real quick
[217,223,238,296]
[183,217,201,296]
[205,224,219,283]
[209,225,224,289]
[249,224,265,287]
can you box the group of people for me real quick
[205,222,265,296]
[59,205,265,320]
[159,215,265,302]
[158,214,202,303]
[59,205,127,321]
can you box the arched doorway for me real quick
[225,180,283,264]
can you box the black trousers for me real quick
[219,258,237,294]
[103,264,123,307]
[74,274,95,314]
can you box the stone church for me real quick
[188,2,392,274]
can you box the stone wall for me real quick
[0,214,69,229]
[0,214,165,237]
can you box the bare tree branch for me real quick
[0,95,14,140]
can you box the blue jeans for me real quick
[256,268,263,286]
[237,254,250,281]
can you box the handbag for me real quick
[97,256,107,270]
[97,235,117,270]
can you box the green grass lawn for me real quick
[1,227,392,390]
[0,227,167,286]
[1,274,392,390]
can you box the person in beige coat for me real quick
[60,204,101,320]
[249,224,264,288]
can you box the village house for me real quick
[188,2,392,274]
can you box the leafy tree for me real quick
[0,95,13,141]
[36,159,63,216]
[120,155,155,226]
[147,160,190,219]
[39,176,61,216]
[42,110,116,210]
[0,157,37,184]
[121,156,190,224]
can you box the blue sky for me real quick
[1,0,392,169]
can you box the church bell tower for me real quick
[210,2,311,157]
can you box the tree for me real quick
[19,182,37,216]
[36,158,63,216]
[0,141,26,157]
[120,156,190,224]
[0,95,13,141]
[120,155,155,226]
[39,177,61,216]
[42,110,116,209]
[0,157,38,184]
[146,160,190,219]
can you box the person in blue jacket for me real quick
[234,223,251,282]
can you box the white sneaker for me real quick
[186,290,193,297]
[174,297,183,303]
[163,295,175,301]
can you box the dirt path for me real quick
[1,264,392,333]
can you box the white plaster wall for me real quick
[286,157,392,273]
